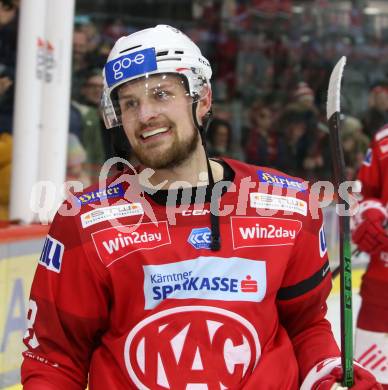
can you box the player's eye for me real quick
[121,98,138,111]
[153,89,172,101]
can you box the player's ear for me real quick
[197,86,212,120]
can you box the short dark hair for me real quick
[0,0,17,10]
[206,118,233,148]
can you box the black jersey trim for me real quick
[277,260,330,300]
[144,159,235,205]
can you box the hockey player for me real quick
[21,25,381,389]
[352,124,388,389]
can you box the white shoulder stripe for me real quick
[376,127,388,141]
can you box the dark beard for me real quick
[133,128,200,169]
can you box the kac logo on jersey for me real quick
[319,224,327,258]
[39,235,64,273]
[188,227,211,249]
[124,306,261,389]
[363,148,372,166]
[105,48,158,87]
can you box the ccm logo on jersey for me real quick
[143,256,266,309]
[92,221,171,267]
[250,193,307,216]
[231,217,302,249]
[39,235,64,273]
[181,209,210,216]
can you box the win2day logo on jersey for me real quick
[92,221,171,267]
[143,256,266,309]
[231,216,302,249]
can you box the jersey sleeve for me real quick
[21,210,110,389]
[357,140,382,199]
[276,199,340,382]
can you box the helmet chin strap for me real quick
[192,102,221,251]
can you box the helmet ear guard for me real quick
[109,126,132,171]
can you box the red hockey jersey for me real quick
[21,159,340,389]
[358,125,388,206]
[357,125,388,309]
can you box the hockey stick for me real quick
[331,248,359,279]
[327,56,354,387]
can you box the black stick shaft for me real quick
[328,112,354,387]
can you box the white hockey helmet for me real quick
[101,24,212,129]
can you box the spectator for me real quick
[0,0,18,133]
[361,83,388,139]
[341,115,370,180]
[206,117,244,160]
[214,28,238,100]
[78,18,107,69]
[291,81,316,110]
[277,108,314,177]
[71,27,92,100]
[66,133,90,188]
[243,99,287,170]
[302,122,332,181]
[0,129,12,220]
[72,68,109,177]
[0,0,17,69]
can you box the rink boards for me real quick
[0,226,48,389]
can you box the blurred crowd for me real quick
[2,0,388,219]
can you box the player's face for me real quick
[118,74,206,169]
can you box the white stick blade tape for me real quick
[327,56,347,120]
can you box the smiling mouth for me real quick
[140,127,171,140]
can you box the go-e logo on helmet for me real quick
[124,306,261,389]
[105,48,158,87]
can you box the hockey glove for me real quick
[352,199,388,255]
[312,365,382,389]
